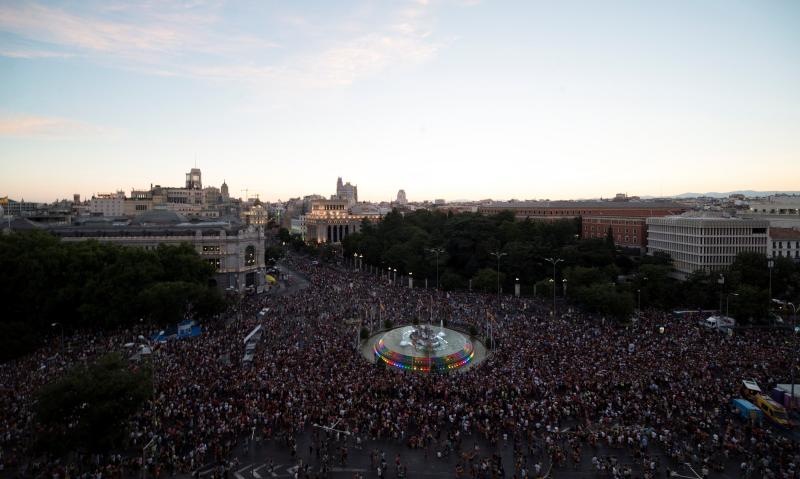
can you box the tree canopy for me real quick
[0,231,225,361]
[340,209,800,324]
[34,353,151,454]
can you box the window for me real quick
[245,245,256,266]
[206,258,220,270]
[203,245,221,253]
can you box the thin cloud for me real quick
[0,49,74,59]
[0,2,276,62]
[0,113,119,140]
[0,0,449,87]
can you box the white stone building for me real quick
[51,211,266,292]
[90,191,126,217]
[742,195,800,228]
[646,213,769,277]
[768,227,800,261]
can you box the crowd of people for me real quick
[1,251,799,478]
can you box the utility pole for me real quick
[489,251,507,301]
[427,247,445,290]
[544,257,564,317]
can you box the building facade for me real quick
[336,177,358,206]
[582,216,647,249]
[478,200,686,221]
[646,214,769,277]
[768,227,800,261]
[304,199,381,243]
[90,191,126,217]
[396,189,408,205]
[480,200,685,251]
[741,195,800,228]
[50,212,266,292]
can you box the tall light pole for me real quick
[726,293,738,318]
[637,289,641,312]
[638,276,648,312]
[768,258,775,316]
[427,247,445,290]
[544,257,564,317]
[51,322,64,351]
[773,299,798,408]
[489,251,507,301]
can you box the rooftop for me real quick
[481,200,685,210]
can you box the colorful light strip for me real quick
[373,338,475,372]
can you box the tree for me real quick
[277,227,292,243]
[730,285,769,323]
[265,245,284,263]
[729,252,770,289]
[35,353,151,454]
[471,268,505,294]
[573,283,635,321]
[0,231,223,360]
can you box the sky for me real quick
[1,0,799,203]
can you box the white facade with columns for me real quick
[646,214,769,277]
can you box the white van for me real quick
[700,315,735,331]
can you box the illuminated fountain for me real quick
[373,324,476,372]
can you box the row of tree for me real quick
[332,209,800,322]
[0,231,226,361]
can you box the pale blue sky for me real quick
[1,0,798,202]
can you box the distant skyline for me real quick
[1,0,799,203]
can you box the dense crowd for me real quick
[1,252,799,478]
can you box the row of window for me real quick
[772,250,800,258]
[773,241,800,249]
[586,226,639,234]
[648,226,767,235]
[649,241,764,256]
[584,231,638,244]
[648,233,766,245]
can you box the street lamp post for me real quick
[637,289,641,312]
[489,251,507,301]
[726,293,738,318]
[562,278,568,299]
[51,322,64,351]
[768,258,775,316]
[544,257,564,317]
[773,299,798,409]
[427,247,445,290]
[409,272,413,289]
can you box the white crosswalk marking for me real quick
[234,464,254,479]
[252,464,267,479]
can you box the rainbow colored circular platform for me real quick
[373,325,475,372]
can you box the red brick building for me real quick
[582,216,647,249]
[477,200,686,251]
